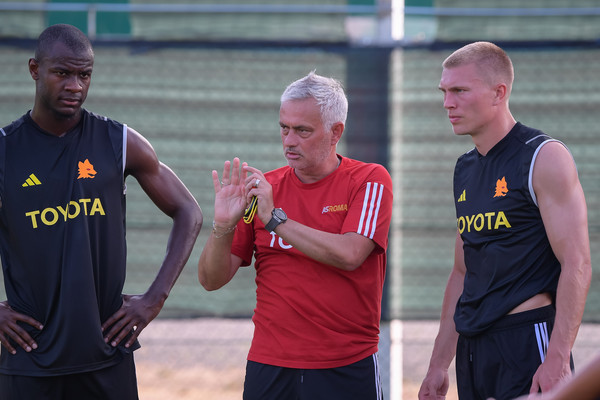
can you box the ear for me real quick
[330,122,344,145]
[493,83,508,105]
[28,58,39,80]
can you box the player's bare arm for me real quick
[102,127,202,348]
[197,158,248,290]
[529,141,592,393]
[419,231,465,399]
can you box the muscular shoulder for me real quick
[533,141,576,191]
[124,126,159,176]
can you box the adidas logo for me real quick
[457,189,466,202]
[22,173,42,187]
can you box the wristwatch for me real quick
[265,208,287,232]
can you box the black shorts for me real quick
[0,352,138,400]
[243,353,383,400]
[456,305,573,400]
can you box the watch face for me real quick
[273,208,286,220]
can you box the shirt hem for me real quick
[0,345,137,377]
[247,346,378,369]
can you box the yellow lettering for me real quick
[473,214,484,231]
[41,208,59,226]
[79,198,91,215]
[90,198,105,216]
[24,198,106,229]
[484,212,495,230]
[494,211,512,229]
[465,215,475,233]
[457,216,466,233]
[68,200,81,219]
[25,210,40,229]
[457,211,512,234]
[56,205,69,221]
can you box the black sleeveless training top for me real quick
[453,122,563,337]
[0,109,137,376]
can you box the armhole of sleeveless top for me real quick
[0,128,5,208]
[527,138,573,207]
[122,124,128,195]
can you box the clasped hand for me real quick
[213,157,273,227]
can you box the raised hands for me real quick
[213,158,274,227]
[212,158,250,228]
[242,165,273,226]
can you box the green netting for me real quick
[435,0,600,41]
[2,43,600,322]
[1,4,600,323]
[394,46,600,320]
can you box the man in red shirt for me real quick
[198,71,393,400]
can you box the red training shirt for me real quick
[231,155,393,369]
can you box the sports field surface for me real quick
[134,318,600,399]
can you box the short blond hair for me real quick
[443,41,514,92]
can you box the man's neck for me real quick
[294,155,341,184]
[30,108,82,137]
[473,116,517,156]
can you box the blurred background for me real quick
[1,1,599,398]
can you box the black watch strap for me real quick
[265,208,287,232]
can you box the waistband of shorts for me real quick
[487,304,555,332]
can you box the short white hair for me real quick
[280,71,348,131]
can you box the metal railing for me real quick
[1,3,599,40]
[0,2,394,40]
[2,2,599,15]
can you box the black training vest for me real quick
[0,110,135,376]
[453,122,562,337]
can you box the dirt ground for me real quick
[134,318,600,400]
